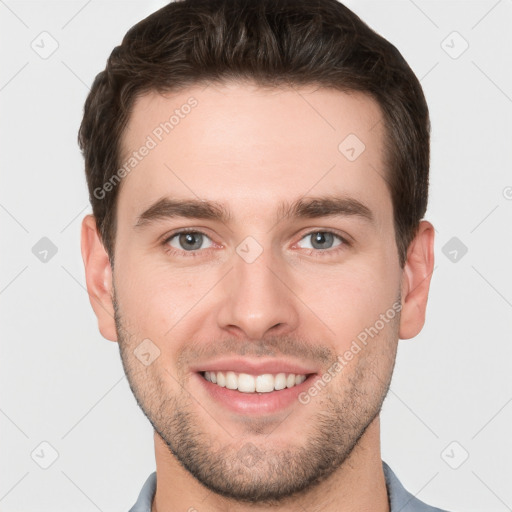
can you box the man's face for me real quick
[111,82,403,502]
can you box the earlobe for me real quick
[80,215,118,342]
[398,220,435,340]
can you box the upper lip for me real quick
[191,357,319,376]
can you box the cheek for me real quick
[295,260,400,344]
[114,256,216,338]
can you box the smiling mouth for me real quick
[200,370,314,393]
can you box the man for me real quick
[79,0,448,510]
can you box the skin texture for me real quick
[81,82,435,512]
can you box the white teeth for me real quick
[202,371,309,393]
[225,371,237,390]
[216,371,226,387]
[255,374,274,392]
[238,373,256,392]
[274,373,287,390]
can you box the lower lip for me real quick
[195,372,318,415]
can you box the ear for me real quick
[399,220,435,339]
[80,215,117,342]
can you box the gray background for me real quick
[1,1,511,510]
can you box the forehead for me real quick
[118,82,391,226]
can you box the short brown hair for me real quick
[78,0,430,268]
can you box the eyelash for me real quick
[162,229,351,259]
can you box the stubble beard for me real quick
[113,290,398,505]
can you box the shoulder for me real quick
[382,461,452,512]
[128,471,157,512]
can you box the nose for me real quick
[216,244,300,341]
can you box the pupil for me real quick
[312,232,332,249]
[180,232,202,250]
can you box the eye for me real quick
[165,230,213,252]
[162,229,349,259]
[296,231,346,252]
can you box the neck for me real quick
[151,415,389,512]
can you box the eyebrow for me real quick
[134,195,374,228]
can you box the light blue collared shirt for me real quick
[129,460,450,511]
